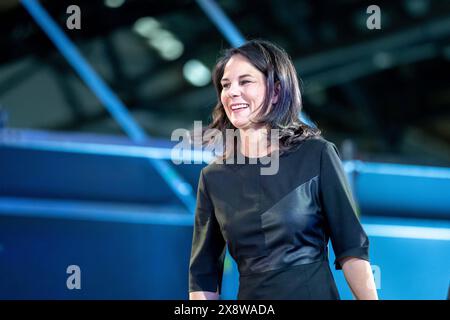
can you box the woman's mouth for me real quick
[230,103,249,112]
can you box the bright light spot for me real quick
[132,17,160,38]
[158,40,184,61]
[183,60,211,87]
[148,31,184,60]
[133,17,184,61]
[104,0,125,8]
[148,30,174,47]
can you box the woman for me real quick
[189,40,378,300]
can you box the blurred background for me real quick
[0,0,449,299]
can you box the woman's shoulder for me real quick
[199,137,338,178]
[198,154,230,178]
[286,136,335,156]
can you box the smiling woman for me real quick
[219,56,268,130]
[200,40,321,161]
[189,40,378,300]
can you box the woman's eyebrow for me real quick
[221,74,254,82]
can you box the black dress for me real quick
[189,137,370,300]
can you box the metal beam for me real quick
[20,0,196,213]
[297,15,450,88]
[195,0,245,47]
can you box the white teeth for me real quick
[231,104,249,110]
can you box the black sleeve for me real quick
[189,169,227,294]
[319,141,370,270]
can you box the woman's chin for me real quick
[230,116,251,128]
[231,121,251,129]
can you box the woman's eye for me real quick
[222,80,250,89]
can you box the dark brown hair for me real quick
[198,39,321,160]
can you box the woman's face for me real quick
[220,54,268,130]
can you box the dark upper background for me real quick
[0,0,449,166]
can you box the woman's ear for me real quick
[272,81,281,104]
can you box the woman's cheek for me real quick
[220,95,227,109]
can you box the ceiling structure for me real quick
[0,0,449,166]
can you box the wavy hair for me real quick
[198,39,321,160]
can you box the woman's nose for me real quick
[228,84,240,97]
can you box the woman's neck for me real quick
[238,126,277,158]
